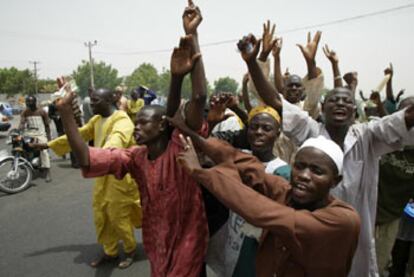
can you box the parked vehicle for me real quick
[0,128,41,193]
[0,113,11,132]
[0,102,13,117]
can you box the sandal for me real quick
[89,253,118,268]
[118,251,136,269]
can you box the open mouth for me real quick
[292,182,309,199]
[134,132,143,141]
[252,139,265,146]
[333,108,347,117]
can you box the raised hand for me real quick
[384,63,393,78]
[297,31,322,63]
[237,34,262,64]
[358,91,366,101]
[272,37,283,59]
[207,94,234,125]
[56,76,66,89]
[182,0,202,35]
[396,89,405,102]
[55,76,76,112]
[322,44,338,64]
[284,67,290,77]
[259,20,277,61]
[170,35,201,77]
[343,71,358,86]
[224,93,239,109]
[369,91,381,106]
[177,135,201,175]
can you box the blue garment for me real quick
[143,89,157,105]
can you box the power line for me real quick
[95,3,414,56]
[280,2,414,33]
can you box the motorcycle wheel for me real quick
[0,157,32,194]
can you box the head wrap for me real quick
[248,105,281,124]
[298,136,344,174]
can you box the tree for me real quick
[38,79,58,94]
[127,63,213,100]
[72,60,121,98]
[0,67,35,96]
[158,67,213,100]
[158,68,171,97]
[213,77,239,94]
[125,63,160,93]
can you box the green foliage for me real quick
[72,60,121,98]
[181,75,192,100]
[156,68,193,99]
[157,68,170,97]
[38,79,58,94]
[213,76,239,94]
[125,63,160,93]
[0,61,215,102]
[0,67,35,96]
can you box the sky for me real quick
[1,0,414,98]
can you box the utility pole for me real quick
[29,61,40,94]
[84,40,97,89]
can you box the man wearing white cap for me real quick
[174,133,361,277]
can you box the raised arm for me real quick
[258,20,277,63]
[183,0,207,131]
[238,34,282,114]
[369,91,388,117]
[323,44,342,88]
[225,93,248,126]
[166,35,201,117]
[343,72,358,98]
[206,94,233,133]
[272,37,284,93]
[384,63,394,103]
[55,78,89,167]
[396,89,405,103]
[241,74,253,112]
[297,31,322,80]
[359,90,367,101]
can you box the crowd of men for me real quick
[17,0,414,276]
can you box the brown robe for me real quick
[192,138,361,277]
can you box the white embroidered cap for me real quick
[298,136,344,174]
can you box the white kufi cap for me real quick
[298,136,344,174]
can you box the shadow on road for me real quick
[24,243,147,277]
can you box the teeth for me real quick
[296,184,306,190]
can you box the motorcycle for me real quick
[0,128,42,193]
